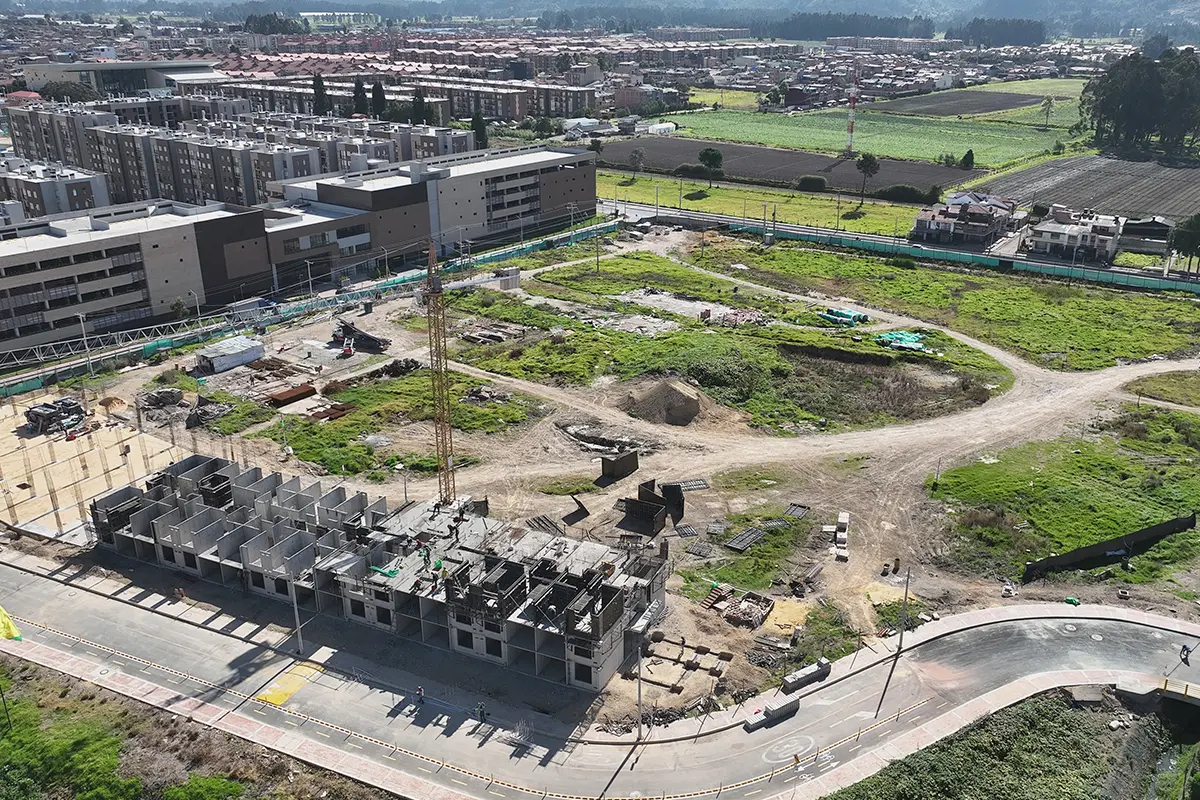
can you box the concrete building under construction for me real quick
[89,455,667,691]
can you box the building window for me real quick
[374,589,389,602]
[485,637,502,657]
[275,577,289,595]
[457,629,473,649]
[574,663,592,683]
[484,620,501,633]
[456,612,472,625]
[183,552,197,569]
[351,599,366,618]
[161,545,175,564]
[251,571,265,588]
[574,645,592,659]
[377,607,392,626]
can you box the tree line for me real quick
[944,18,1047,47]
[1079,49,1200,152]
[241,11,304,34]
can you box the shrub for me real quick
[1031,203,1050,217]
[1052,140,1065,154]
[164,775,245,800]
[795,175,826,192]
[886,257,919,269]
[872,184,937,203]
[673,163,723,180]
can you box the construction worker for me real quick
[1182,644,1193,666]
[416,686,424,705]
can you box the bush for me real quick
[1052,140,1065,154]
[886,257,919,269]
[1032,203,1050,217]
[872,184,941,204]
[673,163,723,180]
[795,175,826,192]
[938,152,958,167]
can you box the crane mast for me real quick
[424,242,456,505]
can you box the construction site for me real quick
[2,222,1199,748]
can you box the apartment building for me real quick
[825,37,965,54]
[90,455,667,691]
[6,105,118,171]
[0,200,272,346]
[212,82,454,123]
[0,158,110,218]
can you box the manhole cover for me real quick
[1091,634,1103,641]
[1064,625,1077,632]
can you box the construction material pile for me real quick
[874,330,925,352]
[724,592,775,629]
[622,380,706,426]
[138,387,184,408]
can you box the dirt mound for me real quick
[622,380,720,426]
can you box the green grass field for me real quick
[1126,372,1200,407]
[675,109,1070,167]
[597,172,919,236]
[929,406,1200,582]
[699,240,1200,370]
[970,78,1088,98]
[688,87,760,110]
[974,98,1081,129]
[255,370,529,475]
[452,255,1012,432]
[826,694,1114,800]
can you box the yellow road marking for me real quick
[255,662,323,706]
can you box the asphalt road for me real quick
[1,561,1196,800]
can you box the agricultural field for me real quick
[448,253,1012,432]
[978,155,1200,219]
[688,87,761,110]
[928,406,1200,583]
[600,137,976,191]
[672,109,1069,167]
[872,90,1040,117]
[1126,371,1200,407]
[596,172,919,236]
[696,239,1200,370]
[974,98,1081,129]
[970,77,1087,98]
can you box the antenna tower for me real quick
[844,61,860,156]
[425,242,456,505]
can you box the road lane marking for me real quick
[784,775,798,783]
[415,765,429,771]
[744,790,761,796]
[908,716,921,724]
[848,745,862,752]
[488,792,506,798]
[451,779,468,786]
[937,702,949,709]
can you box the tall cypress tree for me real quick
[352,77,368,116]
[412,87,426,126]
[312,72,329,116]
[371,81,386,118]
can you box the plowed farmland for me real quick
[600,137,978,191]
[873,90,1041,117]
[978,155,1200,219]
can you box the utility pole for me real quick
[187,289,200,319]
[77,313,92,376]
[290,573,304,654]
[595,233,601,273]
[896,567,912,655]
[654,184,659,219]
[305,259,314,297]
[743,197,747,227]
[636,641,644,741]
[836,194,842,231]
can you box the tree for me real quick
[698,147,723,187]
[959,149,975,170]
[1142,33,1172,59]
[371,81,386,118]
[170,297,189,320]
[471,110,489,148]
[1175,213,1200,270]
[117,17,133,34]
[855,152,880,205]
[312,73,329,116]
[412,87,426,126]
[1040,95,1054,126]
[586,138,603,153]
[555,53,574,74]
[533,117,554,137]
[39,81,100,102]
[352,77,368,116]
[629,146,646,180]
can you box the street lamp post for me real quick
[187,289,200,319]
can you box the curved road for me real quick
[1,559,1197,800]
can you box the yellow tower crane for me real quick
[424,242,455,505]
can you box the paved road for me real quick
[2,560,1197,800]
